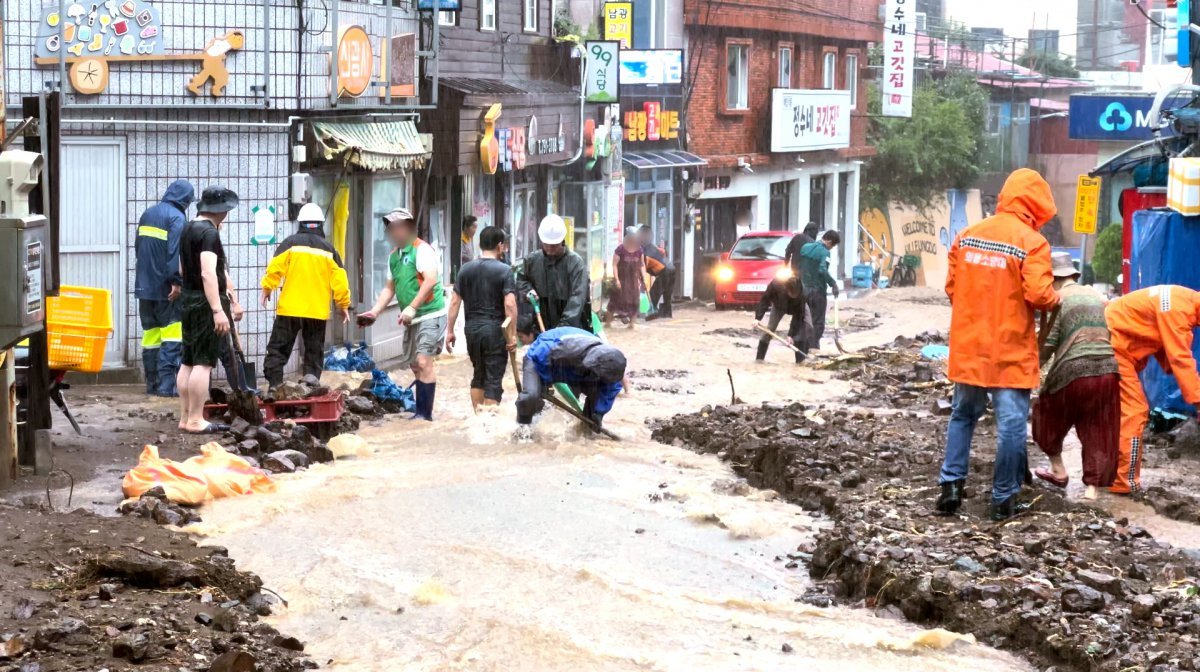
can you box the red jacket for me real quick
[945,168,1061,389]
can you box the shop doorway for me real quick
[693,196,751,301]
[60,137,127,366]
[809,175,827,231]
[769,181,792,231]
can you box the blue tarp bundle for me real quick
[1129,209,1200,414]
[324,342,376,373]
[371,369,416,412]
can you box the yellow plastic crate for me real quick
[46,285,113,373]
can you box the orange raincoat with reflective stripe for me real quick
[945,168,1061,389]
[1106,285,1200,405]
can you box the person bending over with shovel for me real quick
[754,273,810,364]
[515,317,626,435]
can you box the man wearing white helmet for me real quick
[260,203,352,391]
[516,214,592,333]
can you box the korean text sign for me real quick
[882,0,915,118]
[585,41,620,103]
[770,89,852,152]
[604,2,633,48]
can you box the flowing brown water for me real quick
[197,307,1032,670]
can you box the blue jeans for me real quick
[939,384,1031,505]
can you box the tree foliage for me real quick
[1016,51,1080,79]
[1092,222,1123,287]
[863,74,988,212]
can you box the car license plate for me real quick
[737,283,768,292]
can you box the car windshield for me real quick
[729,236,789,260]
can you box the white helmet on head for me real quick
[538,214,567,245]
[297,203,325,226]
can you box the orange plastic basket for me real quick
[46,285,113,373]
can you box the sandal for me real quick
[185,422,230,435]
[1034,468,1069,488]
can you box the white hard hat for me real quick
[538,214,567,245]
[297,202,325,223]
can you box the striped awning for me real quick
[622,150,708,171]
[312,120,432,172]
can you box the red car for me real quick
[713,231,793,309]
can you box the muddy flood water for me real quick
[194,296,1039,670]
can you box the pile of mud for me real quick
[652,404,1200,671]
[823,333,952,411]
[0,505,313,671]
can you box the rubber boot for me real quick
[142,348,159,395]
[935,479,964,515]
[755,340,769,361]
[990,494,1030,522]
[412,381,435,421]
[156,342,182,397]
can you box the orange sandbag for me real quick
[184,442,277,499]
[121,445,209,505]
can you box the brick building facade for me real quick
[684,0,877,299]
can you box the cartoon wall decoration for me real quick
[34,2,243,97]
[859,189,983,289]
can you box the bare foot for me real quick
[1084,485,1098,500]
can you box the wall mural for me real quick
[34,1,243,97]
[858,189,982,289]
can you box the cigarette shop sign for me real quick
[770,89,852,153]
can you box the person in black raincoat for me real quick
[516,214,592,332]
[754,274,811,363]
[134,180,195,396]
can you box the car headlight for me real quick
[715,265,735,282]
[774,266,793,281]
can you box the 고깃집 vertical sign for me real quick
[882,0,914,118]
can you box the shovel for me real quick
[832,295,848,354]
[504,317,522,394]
[753,323,801,353]
[543,391,620,441]
[224,318,263,425]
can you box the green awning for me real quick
[312,120,431,172]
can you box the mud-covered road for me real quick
[193,290,1038,671]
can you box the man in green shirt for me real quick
[798,231,841,353]
[360,208,447,421]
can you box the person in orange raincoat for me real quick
[936,168,1061,521]
[1104,285,1200,495]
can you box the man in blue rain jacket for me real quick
[134,180,194,396]
[515,320,626,429]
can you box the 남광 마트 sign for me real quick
[770,89,852,153]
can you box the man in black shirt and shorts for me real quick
[176,187,242,434]
[446,226,518,412]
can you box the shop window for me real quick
[845,53,859,108]
[723,41,750,112]
[822,50,837,89]
[777,44,793,89]
[524,0,538,32]
[512,184,539,261]
[371,176,410,300]
[479,0,496,31]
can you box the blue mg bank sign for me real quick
[1068,95,1173,142]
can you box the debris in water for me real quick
[880,628,977,651]
[413,579,452,605]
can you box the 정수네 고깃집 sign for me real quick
[603,2,633,48]
[585,42,620,103]
[1073,176,1101,235]
[769,89,852,152]
[882,0,915,118]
